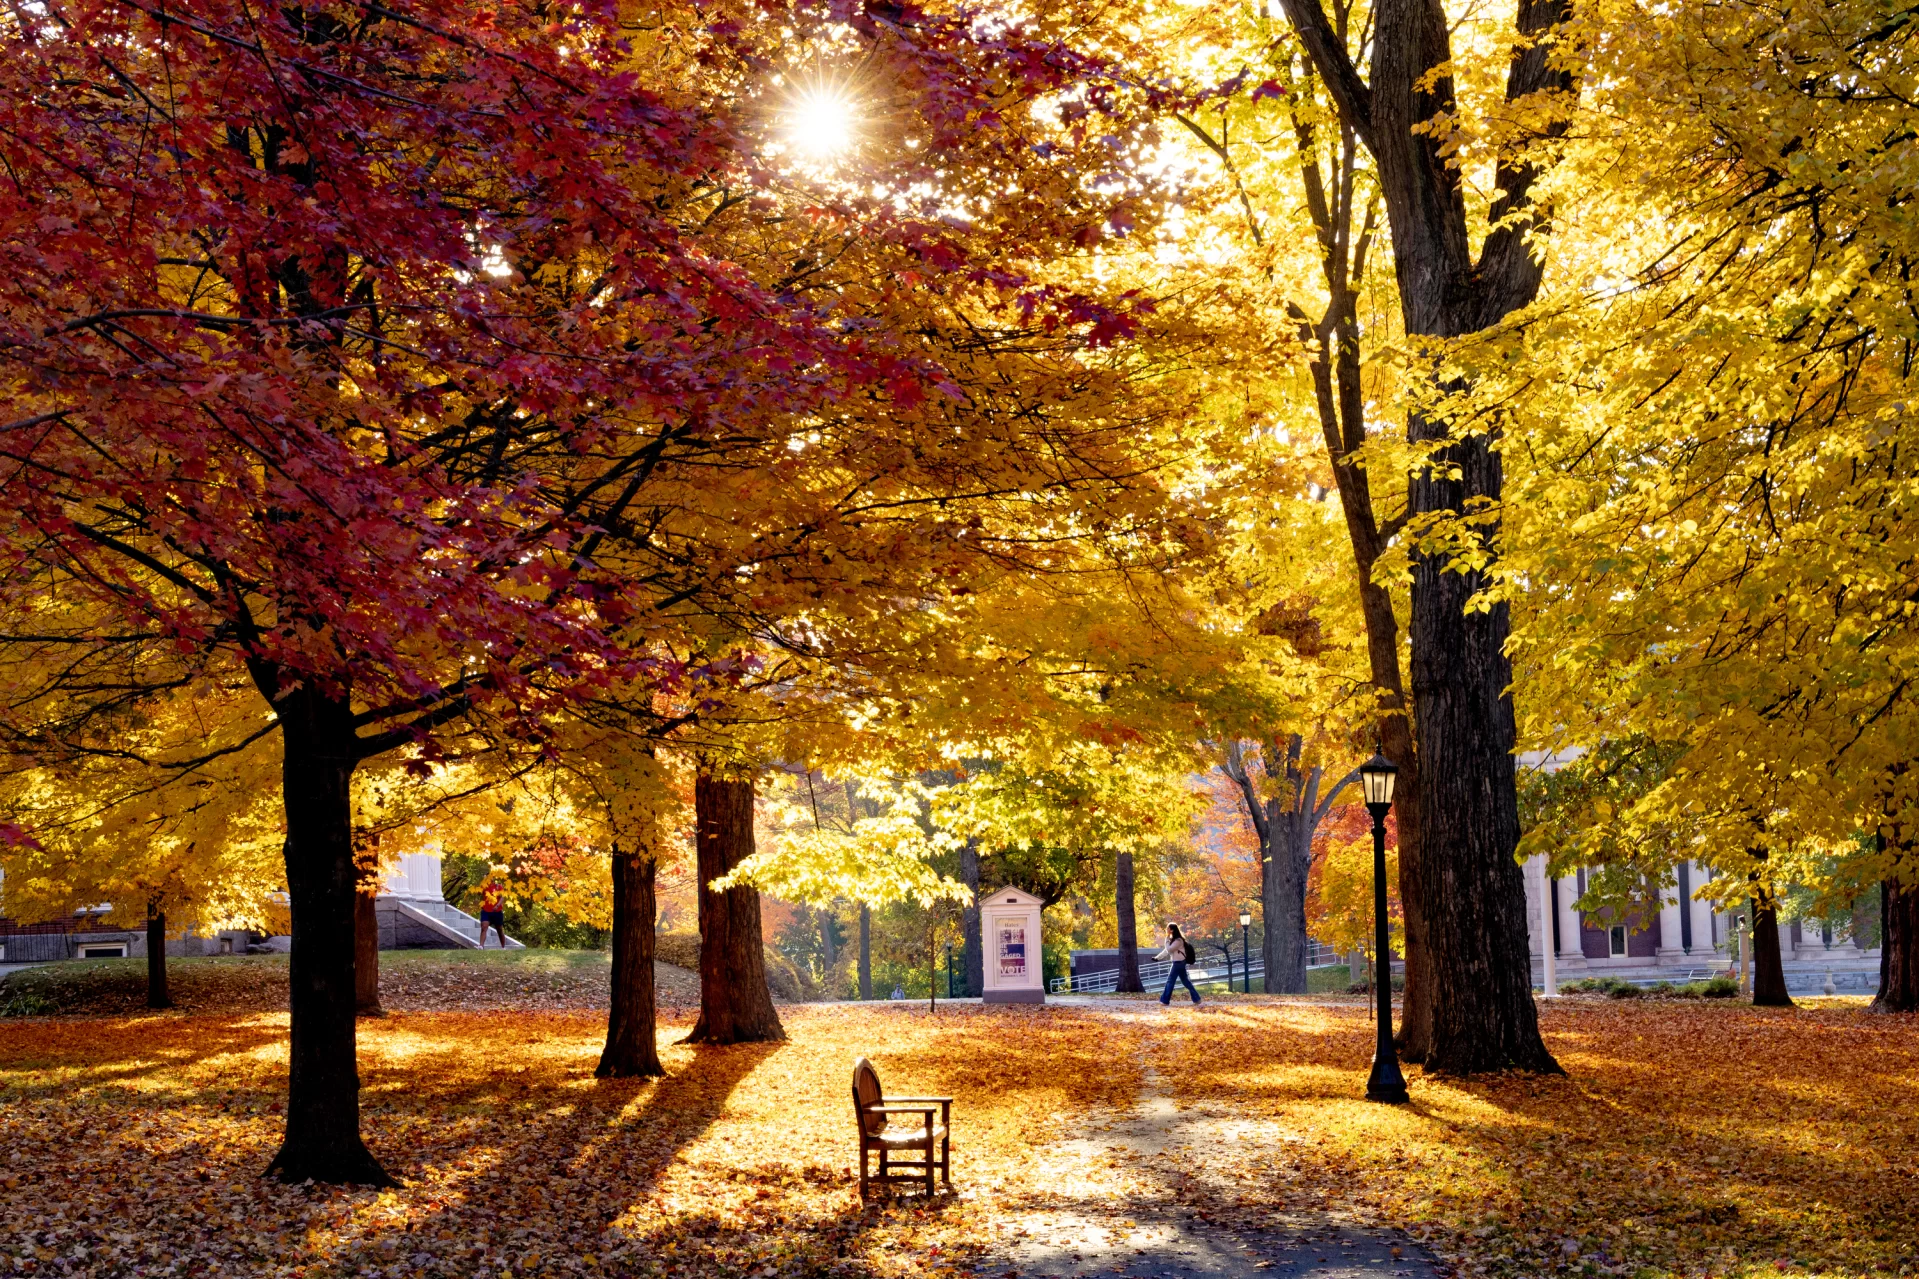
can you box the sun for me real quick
[786,88,857,158]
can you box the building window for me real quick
[1608,926,1627,958]
[80,944,127,959]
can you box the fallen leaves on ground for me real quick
[0,993,1913,1279]
[0,1002,1147,1279]
[1152,995,1919,1279]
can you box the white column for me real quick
[1535,857,1558,996]
[406,851,444,902]
[1553,872,1587,970]
[1656,873,1688,965]
[1794,917,1829,963]
[1685,863,1719,964]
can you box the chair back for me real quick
[851,1057,886,1135]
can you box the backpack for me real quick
[1173,937,1192,964]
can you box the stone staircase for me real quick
[376,895,523,951]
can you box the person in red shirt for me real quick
[478,869,508,948]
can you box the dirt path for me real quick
[987,1003,1442,1279]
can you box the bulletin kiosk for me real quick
[980,886,1045,1004]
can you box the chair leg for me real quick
[941,1133,951,1187]
[859,1144,869,1199]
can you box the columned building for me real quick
[1520,853,1881,992]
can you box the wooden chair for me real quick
[851,1056,951,1197]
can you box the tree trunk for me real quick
[819,907,838,970]
[1265,806,1311,994]
[960,840,984,997]
[1750,896,1793,1007]
[1280,0,1569,1076]
[1115,851,1143,993]
[354,872,382,1017]
[858,903,872,1000]
[1408,458,1557,1073]
[264,680,392,1185]
[145,904,170,1010]
[599,848,663,1077]
[684,773,785,1044]
[1872,876,1917,1013]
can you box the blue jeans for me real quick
[1160,962,1201,1005]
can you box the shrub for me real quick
[1560,976,1630,995]
[1606,982,1646,998]
[1702,976,1739,998]
[653,931,701,972]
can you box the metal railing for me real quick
[1051,956,1267,994]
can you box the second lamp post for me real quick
[1239,905,1253,993]
[1360,752,1409,1104]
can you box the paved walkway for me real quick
[985,1013,1439,1279]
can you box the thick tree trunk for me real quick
[1115,851,1143,993]
[264,681,391,1185]
[599,848,663,1077]
[1265,809,1311,994]
[354,874,382,1017]
[859,903,872,999]
[1872,877,1918,1013]
[1750,897,1793,1007]
[1281,0,1569,1076]
[960,840,984,997]
[684,774,785,1044]
[146,904,170,1010]
[1408,432,1558,1074]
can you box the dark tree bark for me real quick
[1279,0,1571,1075]
[1750,896,1793,1007]
[1115,851,1143,993]
[354,871,382,1017]
[960,839,984,997]
[1269,804,1310,994]
[858,903,872,1000]
[599,847,663,1077]
[145,903,170,1010]
[1873,877,1917,1013]
[684,774,785,1044]
[262,680,392,1186]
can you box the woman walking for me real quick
[1156,923,1201,1006]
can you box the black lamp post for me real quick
[1360,752,1409,1104]
[1239,906,1253,993]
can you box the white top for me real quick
[1155,938,1195,964]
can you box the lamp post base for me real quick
[1365,1054,1410,1104]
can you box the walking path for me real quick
[984,1004,1440,1279]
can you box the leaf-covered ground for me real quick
[0,993,1912,1279]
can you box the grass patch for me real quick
[1308,963,1358,994]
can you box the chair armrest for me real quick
[882,1096,953,1103]
[863,1104,938,1114]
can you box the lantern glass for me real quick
[1239,910,1252,927]
[1359,753,1398,806]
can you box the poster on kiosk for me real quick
[981,886,1045,1004]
